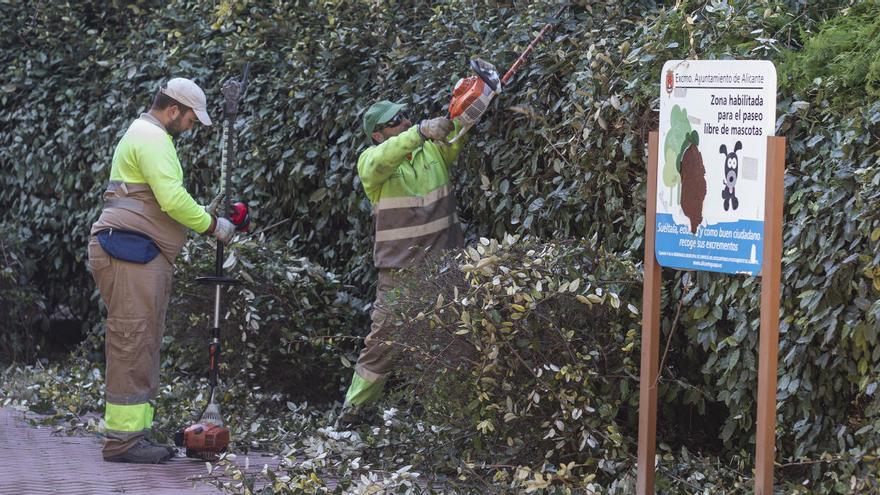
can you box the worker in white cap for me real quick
[159,77,213,130]
[88,77,234,463]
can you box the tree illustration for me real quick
[662,105,694,206]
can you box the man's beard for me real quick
[167,114,186,138]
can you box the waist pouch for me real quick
[96,228,160,264]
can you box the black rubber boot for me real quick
[104,438,174,464]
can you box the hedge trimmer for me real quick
[447,4,569,143]
[175,62,251,461]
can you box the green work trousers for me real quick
[344,269,400,406]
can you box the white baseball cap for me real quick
[160,77,212,126]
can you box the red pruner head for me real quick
[231,201,250,232]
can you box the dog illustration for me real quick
[720,141,742,211]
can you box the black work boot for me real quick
[144,430,177,457]
[334,404,374,430]
[104,438,174,464]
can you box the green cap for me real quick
[363,100,405,138]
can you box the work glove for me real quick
[210,216,235,245]
[206,192,224,216]
[418,117,454,141]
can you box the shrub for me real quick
[779,1,880,108]
[0,222,48,363]
[163,235,370,403]
[388,236,643,489]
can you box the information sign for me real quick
[656,60,777,274]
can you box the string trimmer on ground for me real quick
[175,63,251,461]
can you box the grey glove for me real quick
[206,192,224,216]
[418,117,454,141]
[211,217,235,245]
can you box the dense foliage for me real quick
[0,222,48,363]
[2,0,879,492]
[388,237,644,491]
[167,235,368,402]
[779,1,880,108]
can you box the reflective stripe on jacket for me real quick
[357,124,467,268]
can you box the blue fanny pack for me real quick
[97,228,160,264]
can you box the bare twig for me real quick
[656,273,690,386]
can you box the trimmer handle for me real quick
[470,59,500,91]
[230,201,250,232]
[208,341,221,387]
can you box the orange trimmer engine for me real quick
[447,58,500,144]
[446,4,568,144]
[175,423,230,460]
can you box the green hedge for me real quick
[0,222,48,363]
[2,0,879,489]
[165,236,368,403]
[388,238,644,490]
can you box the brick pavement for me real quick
[0,408,282,495]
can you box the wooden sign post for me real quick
[637,131,663,494]
[754,135,785,494]
[636,131,785,495]
[637,133,785,494]
[637,59,784,494]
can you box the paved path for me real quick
[0,408,281,495]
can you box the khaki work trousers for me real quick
[88,237,173,457]
[353,269,401,383]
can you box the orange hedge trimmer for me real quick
[447,4,569,144]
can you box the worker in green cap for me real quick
[336,100,468,428]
